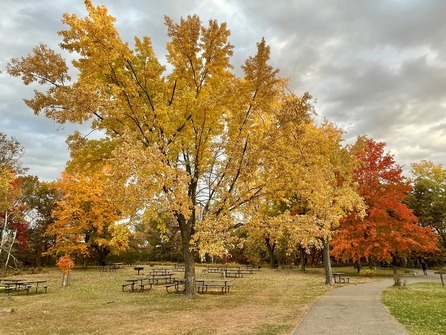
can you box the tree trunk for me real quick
[299,245,306,272]
[354,260,361,273]
[178,214,196,297]
[96,247,110,266]
[62,273,69,286]
[265,238,277,269]
[35,244,42,267]
[323,237,334,285]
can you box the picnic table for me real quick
[165,278,187,293]
[332,272,350,283]
[165,278,232,294]
[223,269,244,278]
[22,279,48,293]
[242,265,261,271]
[434,271,446,286]
[196,278,231,294]
[149,268,171,275]
[122,277,152,292]
[147,273,175,284]
[100,264,120,272]
[0,279,37,294]
[203,266,226,273]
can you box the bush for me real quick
[361,269,375,278]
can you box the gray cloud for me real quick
[1,0,446,180]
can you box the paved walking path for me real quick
[293,270,439,335]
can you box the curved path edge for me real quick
[292,270,439,335]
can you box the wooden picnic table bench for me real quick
[147,273,175,285]
[196,279,231,294]
[122,278,152,292]
[242,265,261,271]
[100,264,119,272]
[1,281,32,295]
[149,268,172,275]
[22,280,48,293]
[223,269,243,278]
[165,278,233,294]
[1,278,48,294]
[203,266,227,274]
[332,272,350,283]
[165,279,186,293]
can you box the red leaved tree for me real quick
[331,137,439,271]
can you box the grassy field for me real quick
[0,265,371,335]
[1,265,419,335]
[382,282,446,335]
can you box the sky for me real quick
[1,0,446,181]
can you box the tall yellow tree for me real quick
[264,121,365,283]
[47,171,129,266]
[234,92,365,284]
[8,1,289,295]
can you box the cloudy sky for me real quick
[1,0,446,181]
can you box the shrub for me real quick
[361,269,375,278]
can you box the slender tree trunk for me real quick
[178,214,196,297]
[323,237,334,285]
[62,273,70,286]
[5,230,17,269]
[35,243,42,267]
[299,245,306,272]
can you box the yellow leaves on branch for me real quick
[108,137,193,220]
[60,0,132,70]
[192,214,243,259]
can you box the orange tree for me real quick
[331,137,439,271]
[47,171,130,266]
[56,255,74,286]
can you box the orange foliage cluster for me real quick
[56,255,74,275]
[331,137,439,263]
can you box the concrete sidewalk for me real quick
[292,270,439,335]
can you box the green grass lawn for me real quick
[0,265,342,335]
[382,282,446,335]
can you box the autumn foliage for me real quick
[56,255,74,275]
[56,255,74,286]
[331,137,439,264]
[46,171,129,265]
[6,1,443,290]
